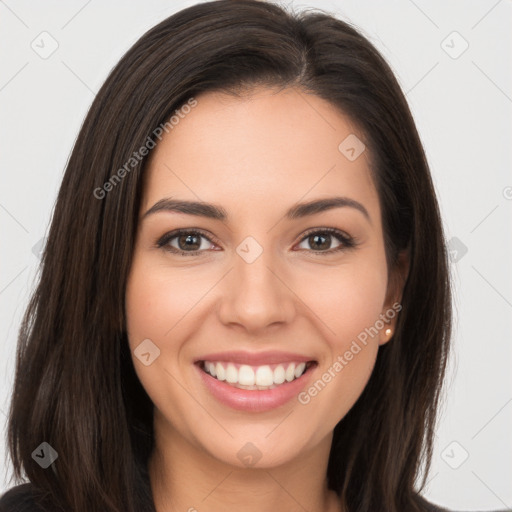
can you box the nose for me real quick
[217,245,296,334]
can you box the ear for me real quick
[379,247,410,346]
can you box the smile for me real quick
[195,357,318,412]
[199,360,316,390]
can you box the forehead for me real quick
[141,87,380,226]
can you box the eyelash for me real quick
[156,227,358,257]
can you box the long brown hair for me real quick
[4,1,452,511]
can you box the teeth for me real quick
[202,360,310,387]
[225,363,237,383]
[285,363,295,382]
[239,365,255,386]
[215,362,226,381]
[294,362,306,378]
[273,365,285,384]
[255,365,273,386]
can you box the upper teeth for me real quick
[203,361,308,386]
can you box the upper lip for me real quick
[194,350,316,366]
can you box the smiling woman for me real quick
[0,1,492,512]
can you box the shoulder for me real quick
[0,483,48,512]
[418,495,453,512]
[417,494,511,512]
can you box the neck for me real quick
[148,411,342,512]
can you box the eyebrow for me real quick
[143,196,371,224]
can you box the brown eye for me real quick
[157,229,217,255]
[304,233,335,251]
[296,228,356,255]
[176,233,203,251]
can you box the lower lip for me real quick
[195,363,316,413]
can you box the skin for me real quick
[125,86,409,512]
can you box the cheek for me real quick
[124,257,182,389]
[292,255,388,349]
[291,256,387,419]
[296,287,384,440]
[124,254,221,396]
[125,266,170,343]
[125,256,205,345]
[297,338,378,447]
[124,257,199,430]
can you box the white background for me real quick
[1,1,511,510]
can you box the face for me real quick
[125,86,407,469]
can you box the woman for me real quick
[1,1,496,511]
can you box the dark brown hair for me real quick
[4,1,452,511]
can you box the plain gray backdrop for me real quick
[1,0,511,510]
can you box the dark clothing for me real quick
[0,484,46,512]
[0,482,508,512]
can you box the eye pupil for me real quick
[310,234,330,250]
[179,233,200,250]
